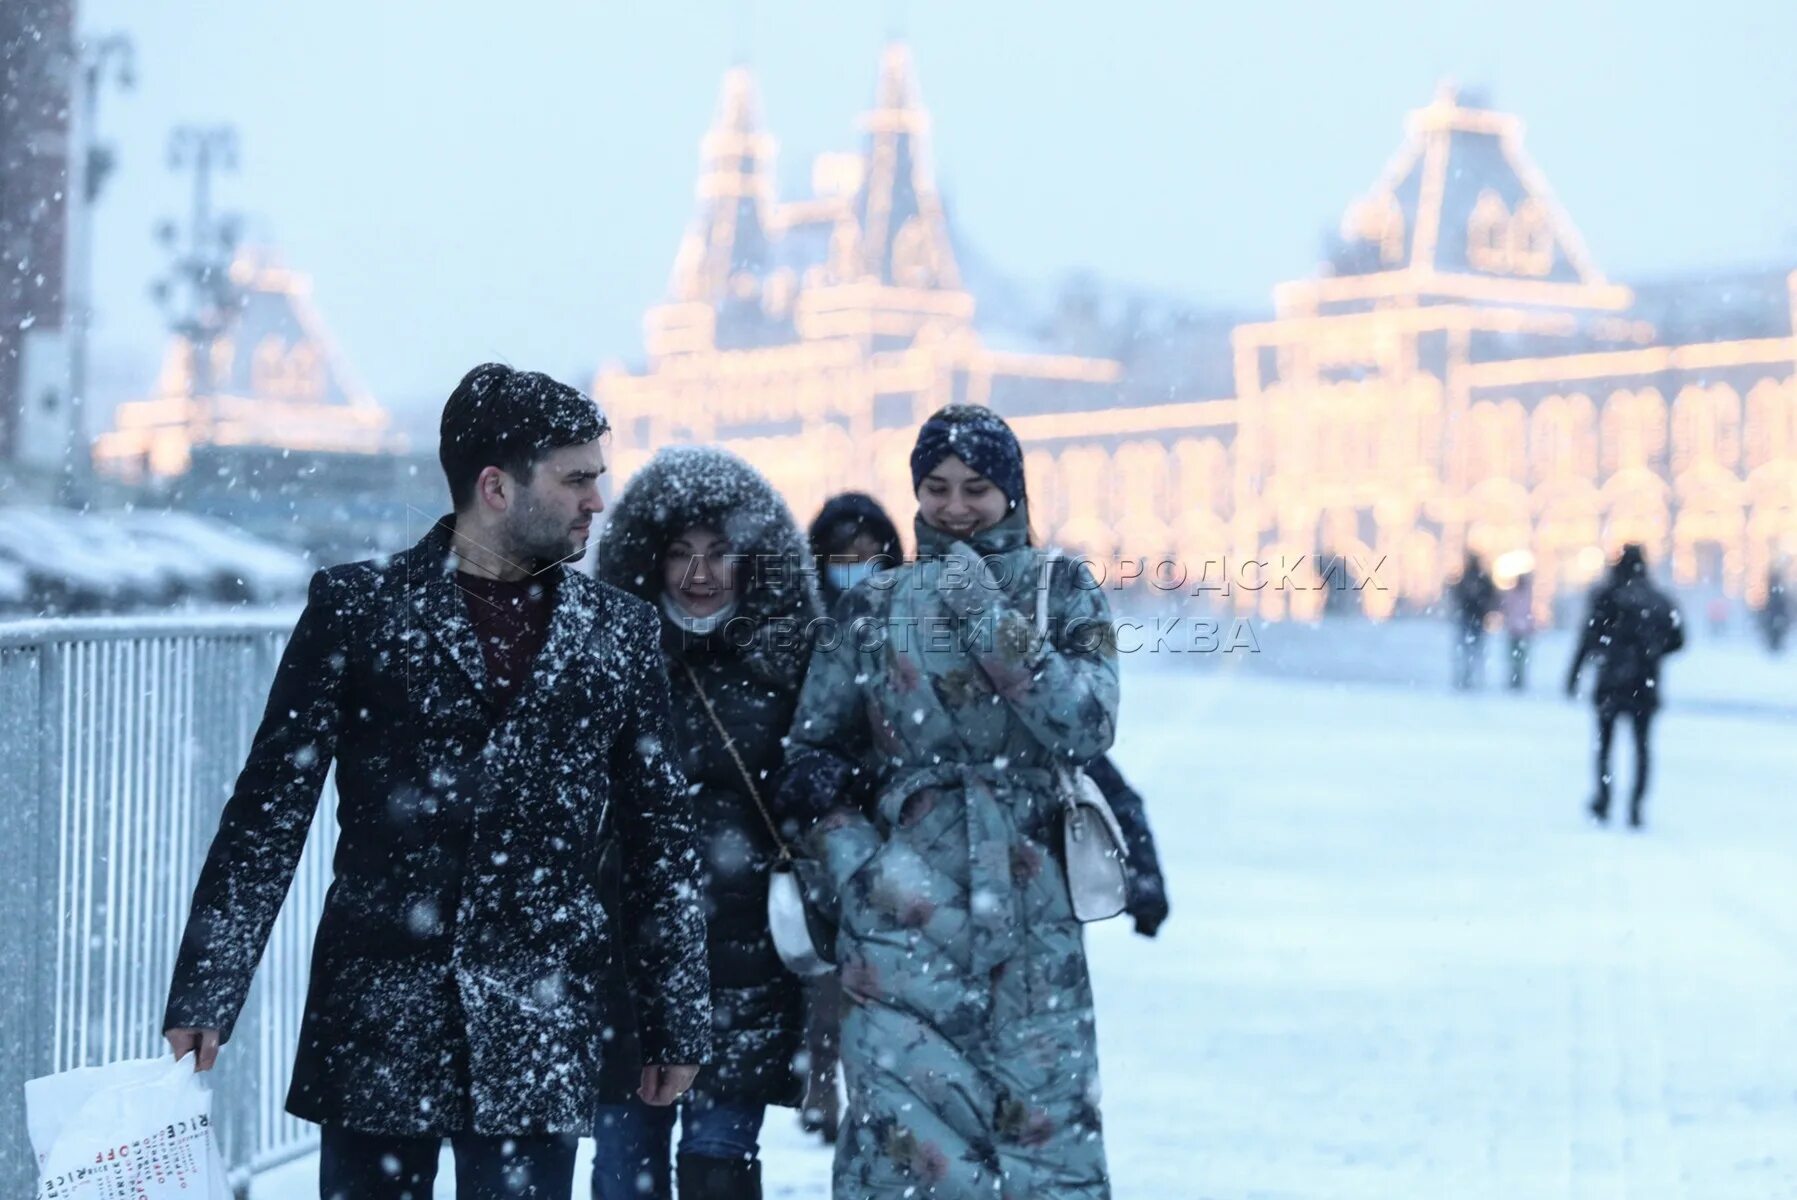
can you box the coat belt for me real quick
[874,761,1063,976]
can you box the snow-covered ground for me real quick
[258,633,1797,1199]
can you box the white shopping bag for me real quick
[26,1052,233,1200]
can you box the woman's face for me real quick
[917,454,1008,539]
[836,532,887,564]
[662,526,736,617]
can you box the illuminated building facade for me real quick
[595,46,1123,536]
[95,251,434,563]
[95,250,400,481]
[602,52,1797,620]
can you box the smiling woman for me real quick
[593,445,822,1200]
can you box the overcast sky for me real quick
[80,0,1797,423]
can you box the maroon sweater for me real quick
[456,569,557,713]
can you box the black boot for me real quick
[676,1154,761,1200]
[1588,795,1610,823]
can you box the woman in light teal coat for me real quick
[778,405,1120,1199]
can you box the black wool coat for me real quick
[594,446,818,1110]
[163,517,712,1136]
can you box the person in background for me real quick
[1449,552,1498,690]
[593,446,819,1200]
[811,491,904,614]
[1500,571,1536,691]
[1760,563,1790,654]
[1566,543,1685,829]
[799,492,905,1145]
[162,364,710,1200]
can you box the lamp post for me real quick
[60,31,134,507]
[150,125,242,442]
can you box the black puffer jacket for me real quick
[596,447,819,1109]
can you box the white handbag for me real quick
[1036,550,1131,922]
[681,662,836,978]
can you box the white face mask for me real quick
[826,561,879,593]
[661,591,739,636]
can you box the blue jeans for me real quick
[591,1098,764,1200]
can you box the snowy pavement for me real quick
[258,644,1797,1199]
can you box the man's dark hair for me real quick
[438,363,610,510]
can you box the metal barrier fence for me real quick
[0,611,333,1197]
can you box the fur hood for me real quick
[596,445,819,688]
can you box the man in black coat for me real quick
[162,364,712,1199]
[1566,543,1686,829]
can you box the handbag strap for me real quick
[678,659,793,862]
[1035,548,1063,639]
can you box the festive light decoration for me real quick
[602,50,1797,618]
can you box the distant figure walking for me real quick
[1761,564,1790,654]
[1449,552,1498,690]
[1565,544,1685,829]
[1500,571,1536,691]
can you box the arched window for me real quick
[1175,437,1230,518]
[1116,441,1172,527]
[1342,193,1407,266]
[1673,386,1715,474]
[251,336,287,397]
[1467,191,1511,273]
[1469,399,1526,482]
[1508,199,1555,277]
[1025,450,1062,529]
[1745,379,1792,470]
[1530,395,1566,485]
[1566,393,1598,477]
[891,217,936,288]
[1603,388,1666,474]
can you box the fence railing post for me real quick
[0,613,323,1194]
[0,644,50,1198]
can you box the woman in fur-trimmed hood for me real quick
[593,445,820,1200]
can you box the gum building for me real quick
[598,49,1796,621]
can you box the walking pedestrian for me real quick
[162,363,712,1200]
[798,492,905,1146]
[1449,551,1498,689]
[1565,543,1685,829]
[592,446,820,1200]
[779,404,1120,1198]
[1761,563,1790,654]
[1500,571,1536,691]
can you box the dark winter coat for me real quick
[1566,565,1685,713]
[163,516,711,1137]
[595,446,820,1110]
[1451,562,1498,631]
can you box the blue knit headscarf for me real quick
[908,405,1026,510]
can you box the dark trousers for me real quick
[1453,625,1486,689]
[1507,634,1530,690]
[318,1125,577,1200]
[1595,704,1656,820]
[590,1099,765,1200]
